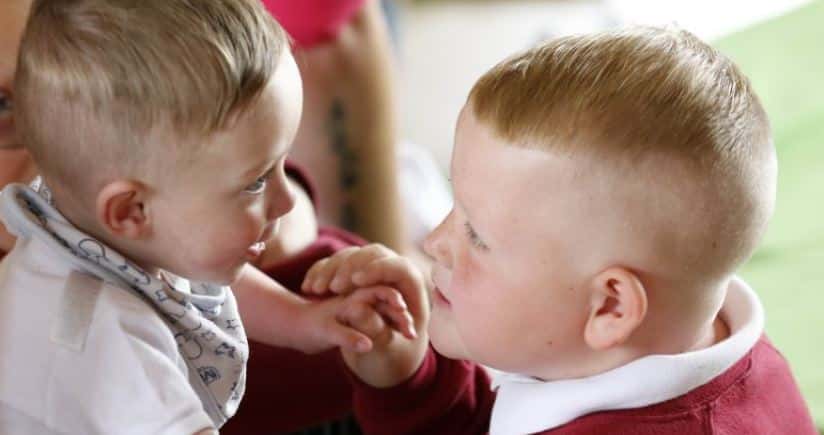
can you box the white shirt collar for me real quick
[489,277,764,435]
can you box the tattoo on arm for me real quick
[329,98,359,231]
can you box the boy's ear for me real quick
[583,267,648,351]
[95,180,151,240]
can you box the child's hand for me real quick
[303,244,424,301]
[292,286,415,355]
[302,244,430,388]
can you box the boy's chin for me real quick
[428,320,468,360]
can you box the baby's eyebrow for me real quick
[242,159,276,179]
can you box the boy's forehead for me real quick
[452,111,599,224]
[451,107,500,172]
[453,109,561,183]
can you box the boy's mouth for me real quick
[430,268,452,307]
[433,284,451,307]
[246,241,266,258]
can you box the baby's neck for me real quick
[47,185,162,280]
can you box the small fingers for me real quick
[302,257,332,294]
[350,286,416,339]
[302,247,358,294]
[375,301,417,339]
[338,300,389,339]
[329,247,385,293]
[326,320,374,353]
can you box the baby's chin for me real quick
[170,261,246,286]
[213,264,247,286]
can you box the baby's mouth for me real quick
[246,241,266,258]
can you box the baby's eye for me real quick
[244,167,275,194]
[244,176,267,194]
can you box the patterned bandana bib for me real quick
[0,182,248,428]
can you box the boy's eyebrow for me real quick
[454,196,477,230]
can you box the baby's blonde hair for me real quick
[469,27,776,283]
[15,0,288,196]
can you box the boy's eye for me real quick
[464,222,489,251]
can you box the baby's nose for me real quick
[266,180,295,222]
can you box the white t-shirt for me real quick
[0,236,213,435]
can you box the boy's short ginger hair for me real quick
[15,0,288,196]
[469,27,776,283]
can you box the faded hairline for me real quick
[466,26,776,283]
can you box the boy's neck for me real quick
[544,315,731,382]
[687,315,731,352]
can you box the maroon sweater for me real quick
[223,227,366,434]
[351,337,816,435]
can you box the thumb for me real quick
[325,320,374,353]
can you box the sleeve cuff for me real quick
[347,347,440,416]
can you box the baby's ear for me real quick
[95,180,150,240]
[583,267,648,351]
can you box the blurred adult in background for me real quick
[0,0,37,259]
[264,0,406,252]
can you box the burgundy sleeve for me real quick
[262,0,367,49]
[350,347,495,435]
[222,227,367,434]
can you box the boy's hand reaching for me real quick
[302,244,430,388]
[294,285,416,355]
[232,264,414,357]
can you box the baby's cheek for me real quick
[195,228,253,266]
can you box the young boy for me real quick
[304,27,817,434]
[0,1,414,434]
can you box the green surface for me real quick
[714,1,824,426]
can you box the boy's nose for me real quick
[424,211,453,265]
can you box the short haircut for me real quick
[469,27,776,281]
[15,0,288,195]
